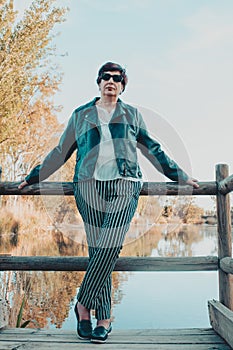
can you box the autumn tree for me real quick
[0,0,67,180]
[182,204,204,224]
[137,196,162,223]
[168,196,204,224]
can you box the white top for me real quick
[94,106,119,180]
[94,105,141,183]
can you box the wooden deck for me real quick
[0,328,232,350]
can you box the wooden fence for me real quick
[0,163,233,347]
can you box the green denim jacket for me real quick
[25,97,189,185]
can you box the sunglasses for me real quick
[101,73,123,83]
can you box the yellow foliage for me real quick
[0,0,68,181]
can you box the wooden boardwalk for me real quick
[1,167,233,349]
[0,328,232,350]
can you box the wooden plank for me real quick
[0,256,219,272]
[220,257,233,275]
[216,164,233,310]
[0,340,231,349]
[0,331,225,344]
[0,343,231,350]
[0,343,25,350]
[0,328,232,349]
[0,328,228,340]
[219,174,233,195]
[0,181,217,196]
[0,328,217,336]
[208,299,233,349]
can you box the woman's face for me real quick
[98,70,123,98]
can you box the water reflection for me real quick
[0,221,222,329]
[151,224,218,257]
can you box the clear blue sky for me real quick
[15,0,233,195]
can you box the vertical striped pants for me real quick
[73,179,142,320]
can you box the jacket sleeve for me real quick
[25,112,77,185]
[136,111,189,183]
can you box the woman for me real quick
[19,62,199,343]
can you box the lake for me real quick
[1,222,231,330]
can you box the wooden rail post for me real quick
[216,164,233,310]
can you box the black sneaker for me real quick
[74,302,92,340]
[91,323,112,344]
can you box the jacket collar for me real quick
[83,97,127,125]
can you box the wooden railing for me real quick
[0,163,233,347]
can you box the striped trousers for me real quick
[73,179,142,320]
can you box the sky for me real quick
[14,0,233,206]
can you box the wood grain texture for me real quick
[216,164,233,310]
[0,327,231,350]
[219,175,233,195]
[208,300,233,349]
[0,181,217,196]
[0,256,219,271]
[220,257,233,275]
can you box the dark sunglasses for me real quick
[101,73,123,83]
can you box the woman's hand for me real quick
[186,178,199,189]
[18,180,28,190]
